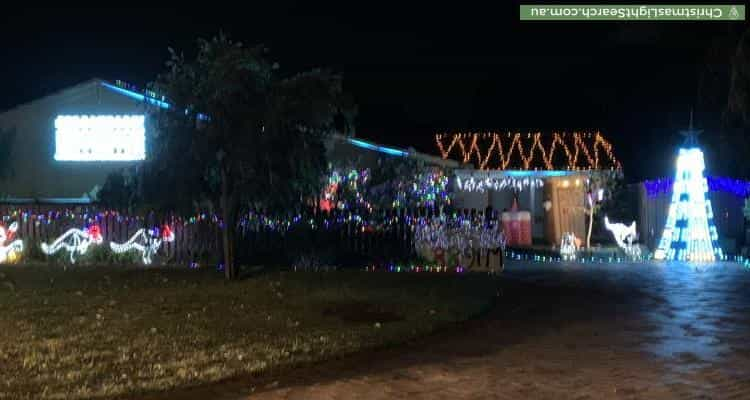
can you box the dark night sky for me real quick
[0,5,745,181]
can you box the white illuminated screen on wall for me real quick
[54,115,146,161]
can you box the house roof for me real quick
[330,133,461,168]
[0,78,456,169]
[0,78,103,114]
[0,79,200,119]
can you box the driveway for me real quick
[158,261,750,399]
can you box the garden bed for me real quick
[0,265,496,399]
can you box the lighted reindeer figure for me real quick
[604,216,641,259]
[0,222,24,263]
[110,225,175,265]
[41,225,103,264]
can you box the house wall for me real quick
[487,186,545,240]
[637,184,745,253]
[452,190,488,210]
[0,81,147,199]
[451,182,550,243]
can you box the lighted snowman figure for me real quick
[41,225,103,264]
[0,222,24,263]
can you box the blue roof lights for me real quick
[105,80,407,158]
[100,82,170,110]
[347,138,410,157]
[501,170,576,178]
[100,81,209,121]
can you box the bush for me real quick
[25,240,144,267]
[83,244,142,265]
[23,241,47,263]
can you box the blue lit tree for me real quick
[654,120,723,262]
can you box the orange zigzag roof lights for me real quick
[435,132,622,171]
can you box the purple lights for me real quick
[707,177,750,198]
[644,176,750,198]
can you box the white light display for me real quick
[654,147,723,262]
[456,176,543,192]
[40,226,103,263]
[560,232,577,261]
[0,222,23,264]
[110,226,174,265]
[604,216,636,249]
[603,216,641,259]
[54,115,146,161]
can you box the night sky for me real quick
[0,5,745,181]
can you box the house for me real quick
[0,79,154,202]
[435,132,622,246]
[0,79,456,204]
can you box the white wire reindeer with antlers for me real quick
[110,225,175,265]
[0,222,24,263]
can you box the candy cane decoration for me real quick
[41,225,103,264]
[0,222,23,264]
[110,225,174,264]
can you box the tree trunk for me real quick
[220,169,237,280]
[586,208,594,249]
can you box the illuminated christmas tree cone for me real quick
[654,115,723,262]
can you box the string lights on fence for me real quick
[435,131,621,171]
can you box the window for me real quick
[54,115,146,161]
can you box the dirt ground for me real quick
[156,260,750,400]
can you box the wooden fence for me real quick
[0,204,496,266]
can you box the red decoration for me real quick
[161,224,174,241]
[320,198,333,212]
[433,247,446,266]
[2,224,15,242]
[86,225,102,242]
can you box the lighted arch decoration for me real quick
[435,132,621,171]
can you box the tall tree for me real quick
[98,168,138,212]
[698,26,750,178]
[728,28,750,126]
[144,34,352,279]
[726,27,750,175]
[0,128,16,196]
[582,171,620,249]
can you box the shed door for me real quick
[556,188,585,242]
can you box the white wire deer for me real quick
[40,225,103,264]
[110,225,175,264]
[0,222,24,263]
[603,216,641,258]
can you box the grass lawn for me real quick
[0,265,496,399]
